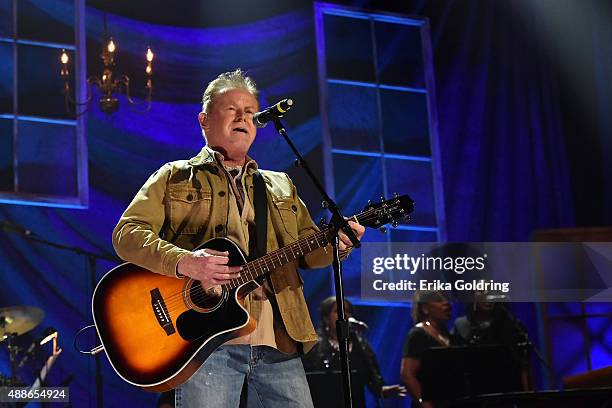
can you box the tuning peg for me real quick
[391,221,398,228]
[318,217,328,228]
[379,226,387,234]
[393,192,399,198]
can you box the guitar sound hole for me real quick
[189,282,225,311]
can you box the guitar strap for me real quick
[253,171,267,259]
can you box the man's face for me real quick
[199,88,259,162]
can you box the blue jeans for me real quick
[175,345,314,408]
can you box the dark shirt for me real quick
[402,326,451,408]
[402,326,446,360]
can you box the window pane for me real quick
[343,227,389,299]
[0,118,13,191]
[386,158,436,227]
[331,153,387,299]
[380,89,430,156]
[375,21,425,88]
[332,153,384,217]
[16,120,77,196]
[0,0,13,37]
[17,0,74,44]
[17,44,74,118]
[328,83,379,152]
[324,14,374,82]
[0,42,13,113]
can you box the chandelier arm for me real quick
[66,79,95,106]
[120,75,153,114]
[117,75,148,107]
[117,75,137,105]
[64,91,90,117]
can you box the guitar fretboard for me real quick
[225,228,332,290]
[221,195,409,291]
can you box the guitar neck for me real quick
[222,194,412,291]
[225,228,332,290]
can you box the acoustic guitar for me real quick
[92,195,413,391]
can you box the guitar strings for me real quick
[161,228,331,314]
[160,206,385,309]
[161,208,394,314]
[160,208,397,314]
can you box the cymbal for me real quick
[0,306,44,340]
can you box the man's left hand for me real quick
[338,220,365,250]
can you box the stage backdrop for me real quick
[1,0,611,407]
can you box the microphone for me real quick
[348,317,369,331]
[0,220,31,236]
[253,98,294,128]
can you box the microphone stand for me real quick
[273,119,360,408]
[1,221,119,408]
[497,304,552,389]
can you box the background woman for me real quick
[400,291,452,408]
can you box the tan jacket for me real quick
[112,147,334,353]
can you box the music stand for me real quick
[306,370,366,407]
[420,345,523,402]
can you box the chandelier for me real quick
[60,38,154,115]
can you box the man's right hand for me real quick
[177,248,242,288]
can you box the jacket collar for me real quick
[188,145,259,175]
[187,146,216,167]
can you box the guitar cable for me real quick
[73,324,104,355]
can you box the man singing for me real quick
[112,69,364,407]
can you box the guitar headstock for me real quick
[357,193,414,230]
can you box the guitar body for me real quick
[92,238,257,392]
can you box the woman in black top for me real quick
[303,296,406,407]
[400,291,452,408]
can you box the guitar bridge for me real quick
[150,288,176,336]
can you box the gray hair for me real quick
[201,68,259,113]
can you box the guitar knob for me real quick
[380,196,385,202]
[379,226,387,234]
